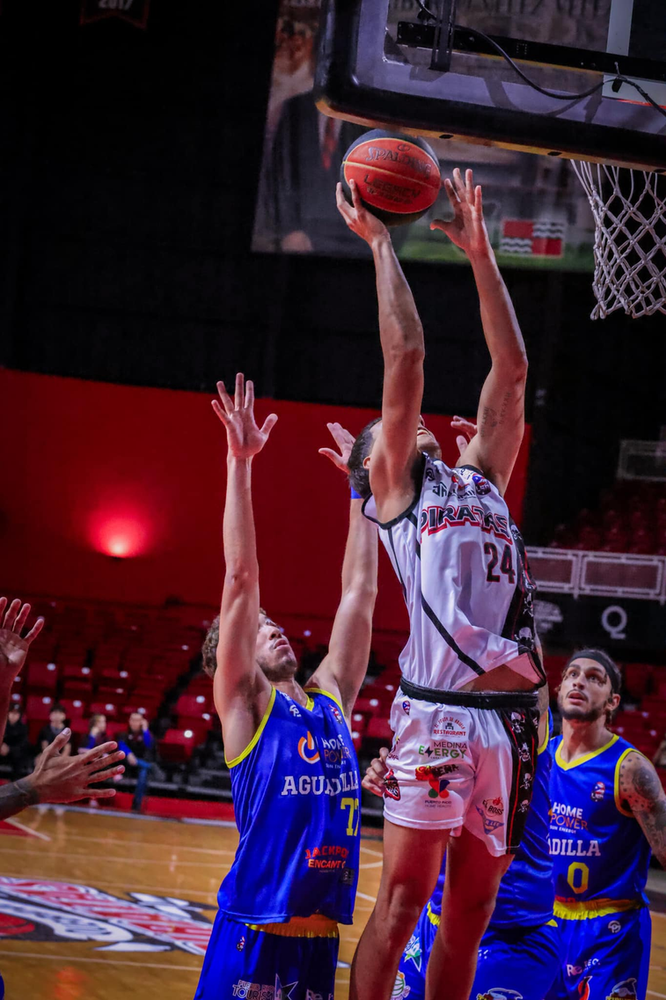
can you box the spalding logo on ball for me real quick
[340,129,441,226]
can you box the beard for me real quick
[559,701,606,724]
[258,650,298,683]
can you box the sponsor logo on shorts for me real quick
[608,920,621,934]
[418,741,468,760]
[606,979,637,1000]
[567,959,599,977]
[475,797,504,835]
[392,971,412,999]
[591,781,606,802]
[578,976,593,1000]
[472,473,491,496]
[304,844,350,870]
[402,700,411,715]
[476,989,524,1000]
[306,992,334,1000]
[433,716,466,737]
[298,732,321,764]
[415,764,451,800]
[404,931,422,970]
[232,976,298,999]
[384,768,401,801]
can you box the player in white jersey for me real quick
[336,171,546,1000]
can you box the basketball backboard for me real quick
[314,0,666,171]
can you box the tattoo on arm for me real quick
[619,755,666,867]
[0,778,39,820]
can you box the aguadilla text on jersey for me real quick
[363,457,544,691]
[218,688,361,925]
[548,734,651,912]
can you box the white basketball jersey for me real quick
[363,457,543,691]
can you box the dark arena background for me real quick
[1,2,666,998]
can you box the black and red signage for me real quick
[80,0,150,29]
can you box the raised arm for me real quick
[0,598,44,746]
[618,750,666,868]
[308,423,378,717]
[336,182,424,518]
[432,169,528,495]
[211,374,277,757]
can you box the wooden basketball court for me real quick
[0,806,664,1000]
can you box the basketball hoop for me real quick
[571,162,666,320]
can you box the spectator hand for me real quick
[361,747,390,798]
[318,422,356,474]
[0,598,45,685]
[23,731,125,803]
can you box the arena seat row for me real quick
[549,480,666,555]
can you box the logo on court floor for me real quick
[0,876,215,955]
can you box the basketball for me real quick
[340,129,441,226]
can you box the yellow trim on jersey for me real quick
[554,897,642,920]
[546,918,558,927]
[305,687,345,715]
[426,901,441,928]
[555,733,618,771]
[614,746,647,818]
[243,914,339,938]
[225,686,276,768]
[538,711,551,755]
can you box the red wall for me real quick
[2,369,530,632]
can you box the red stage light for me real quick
[90,513,150,559]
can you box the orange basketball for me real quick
[340,129,441,226]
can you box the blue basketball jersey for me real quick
[217,687,361,925]
[428,711,554,929]
[548,733,651,908]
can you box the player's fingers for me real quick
[475,184,483,214]
[211,400,230,425]
[13,602,31,635]
[86,788,117,799]
[456,434,468,456]
[245,378,255,410]
[444,176,460,206]
[23,617,45,646]
[2,599,20,632]
[465,168,474,200]
[78,741,119,766]
[350,178,363,211]
[234,373,244,410]
[87,764,125,783]
[378,747,390,761]
[452,167,465,197]
[44,729,71,756]
[361,773,385,798]
[215,380,234,416]
[0,598,6,621]
[260,413,278,438]
[335,183,353,219]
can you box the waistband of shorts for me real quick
[553,897,644,920]
[426,901,441,927]
[399,676,539,710]
[243,914,339,938]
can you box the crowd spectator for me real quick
[38,704,72,756]
[653,737,666,769]
[119,713,156,812]
[0,706,31,779]
[84,714,108,749]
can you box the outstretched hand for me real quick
[0,598,45,684]
[212,373,278,460]
[430,168,490,260]
[335,180,390,247]
[451,415,478,459]
[25,731,126,803]
[318,422,356,474]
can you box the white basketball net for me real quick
[572,161,666,320]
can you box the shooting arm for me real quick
[370,235,425,509]
[458,249,528,494]
[308,499,378,718]
[618,751,666,868]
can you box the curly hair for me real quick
[348,418,381,499]
[201,608,268,679]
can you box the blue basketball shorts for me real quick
[193,910,339,1000]
[545,906,651,1000]
[396,904,560,1000]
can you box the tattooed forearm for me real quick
[0,777,39,820]
[619,753,666,867]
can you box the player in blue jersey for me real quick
[194,373,378,1000]
[547,649,666,1000]
[363,711,558,1000]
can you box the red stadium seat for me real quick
[366,717,394,741]
[26,661,58,691]
[175,694,210,716]
[60,698,87,719]
[158,728,199,762]
[89,701,118,718]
